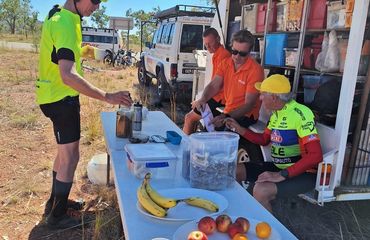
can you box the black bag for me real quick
[311,79,341,115]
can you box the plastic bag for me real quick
[323,30,340,72]
[315,32,329,71]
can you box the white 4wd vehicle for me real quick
[138,5,215,102]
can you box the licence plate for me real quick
[182,69,194,74]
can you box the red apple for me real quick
[227,223,244,238]
[235,217,250,233]
[187,230,208,240]
[215,214,232,233]
[197,216,216,235]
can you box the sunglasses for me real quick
[231,49,249,57]
[90,0,101,5]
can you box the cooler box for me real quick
[256,2,277,33]
[265,33,288,66]
[125,143,177,179]
[302,75,336,104]
[307,0,327,29]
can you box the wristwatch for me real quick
[280,169,289,179]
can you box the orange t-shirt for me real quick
[215,57,264,120]
[211,46,231,103]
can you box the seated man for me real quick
[192,29,264,130]
[183,28,231,134]
[225,74,323,212]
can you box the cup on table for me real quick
[94,48,106,60]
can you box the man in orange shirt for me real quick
[192,29,264,130]
[183,28,231,134]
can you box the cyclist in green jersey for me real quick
[37,0,132,229]
[226,75,323,212]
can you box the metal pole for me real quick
[127,29,130,50]
[214,0,226,45]
[140,21,143,53]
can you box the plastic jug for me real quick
[189,132,239,190]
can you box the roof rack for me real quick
[153,5,215,20]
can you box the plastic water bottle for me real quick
[132,102,142,137]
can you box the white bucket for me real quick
[87,153,114,185]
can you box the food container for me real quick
[116,107,132,138]
[189,132,239,190]
[284,48,298,67]
[125,143,177,179]
[166,131,182,145]
[181,137,191,180]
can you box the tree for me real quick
[18,0,31,37]
[0,0,21,34]
[90,6,109,28]
[125,7,160,47]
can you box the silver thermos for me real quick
[132,102,142,135]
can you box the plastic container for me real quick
[307,0,327,29]
[116,107,132,138]
[284,48,298,67]
[87,153,114,185]
[276,1,288,31]
[189,132,239,190]
[265,33,288,66]
[302,75,335,104]
[327,1,346,29]
[166,131,182,145]
[181,137,191,180]
[125,143,177,179]
[242,4,258,33]
[256,2,277,33]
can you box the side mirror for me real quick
[145,42,152,48]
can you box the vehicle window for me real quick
[160,24,170,44]
[180,24,204,53]
[156,25,164,44]
[152,29,159,45]
[168,23,175,44]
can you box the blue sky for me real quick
[30,0,210,21]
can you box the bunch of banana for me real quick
[144,173,178,209]
[137,180,167,217]
[183,197,219,212]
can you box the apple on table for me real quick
[187,230,208,240]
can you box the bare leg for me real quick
[253,182,277,212]
[183,110,201,135]
[56,140,80,182]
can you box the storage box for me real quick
[303,75,336,104]
[276,1,288,31]
[242,4,258,33]
[307,0,327,29]
[284,48,298,66]
[327,1,346,29]
[265,33,288,66]
[125,143,178,179]
[256,2,277,33]
[286,0,304,31]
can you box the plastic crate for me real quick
[265,33,288,66]
[242,4,258,33]
[307,0,327,29]
[284,48,298,67]
[256,2,277,33]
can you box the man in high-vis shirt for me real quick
[37,0,132,229]
[183,28,230,134]
[225,75,323,212]
[192,29,264,130]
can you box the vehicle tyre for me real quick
[237,138,263,163]
[138,62,152,86]
[156,70,169,102]
[103,53,113,65]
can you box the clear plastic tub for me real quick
[125,143,177,179]
[189,132,239,190]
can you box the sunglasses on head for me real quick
[231,49,249,57]
[90,0,101,5]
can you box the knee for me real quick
[253,182,276,202]
[184,112,194,123]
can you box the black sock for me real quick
[48,171,57,203]
[52,179,73,218]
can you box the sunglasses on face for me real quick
[90,0,101,5]
[231,49,249,57]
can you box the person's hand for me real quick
[191,99,205,112]
[105,91,132,106]
[81,45,95,59]
[211,114,226,127]
[256,171,285,183]
[224,117,246,135]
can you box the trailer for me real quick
[195,0,370,205]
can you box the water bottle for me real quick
[132,102,142,137]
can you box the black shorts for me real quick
[193,98,224,117]
[40,96,81,144]
[244,162,316,198]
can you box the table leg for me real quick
[106,152,111,186]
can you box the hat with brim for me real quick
[255,74,291,94]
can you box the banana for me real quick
[184,197,219,212]
[144,173,178,209]
[137,180,167,217]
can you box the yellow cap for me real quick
[255,74,291,94]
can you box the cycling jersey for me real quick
[266,100,320,169]
[36,5,82,104]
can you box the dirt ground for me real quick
[0,48,370,240]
